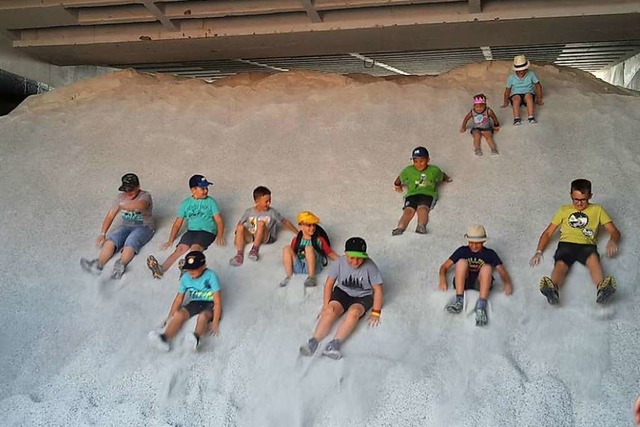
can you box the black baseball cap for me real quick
[118,173,140,192]
[189,174,213,189]
[183,251,206,270]
[412,146,429,159]
[344,237,368,259]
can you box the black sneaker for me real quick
[513,117,522,126]
[539,276,559,305]
[527,116,537,124]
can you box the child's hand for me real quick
[439,281,447,291]
[494,126,500,133]
[606,239,618,257]
[444,176,453,183]
[394,183,403,193]
[368,313,381,327]
[160,241,171,250]
[459,127,466,133]
[503,282,513,296]
[501,103,509,108]
[96,234,106,246]
[529,252,543,267]
[216,236,226,246]
[210,322,219,335]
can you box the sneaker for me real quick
[474,148,483,156]
[146,255,163,279]
[322,339,342,360]
[248,246,259,261]
[475,306,488,326]
[80,258,102,275]
[299,337,318,356]
[229,252,244,266]
[513,117,522,126]
[539,276,559,305]
[490,148,500,155]
[279,276,291,287]
[147,331,170,352]
[596,276,617,304]
[391,228,405,236]
[415,224,427,234]
[184,332,199,352]
[527,116,537,124]
[177,259,185,277]
[111,259,125,280]
[446,299,464,314]
[304,276,317,287]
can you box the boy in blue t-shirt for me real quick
[148,251,222,352]
[501,55,544,125]
[147,174,225,279]
[438,225,513,326]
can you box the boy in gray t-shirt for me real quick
[299,237,384,360]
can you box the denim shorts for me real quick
[108,226,154,253]
[293,253,324,274]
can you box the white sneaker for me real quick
[184,332,199,352]
[80,258,102,275]
[147,331,170,352]
[111,260,125,280]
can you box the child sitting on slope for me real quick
[460,94,501,156]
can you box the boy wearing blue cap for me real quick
[148,250,222,352]
[299,237,383,360]
[392,146,451,236]
[147,174,225,279]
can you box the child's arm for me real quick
[96,207,119,246]
[322,276,337,308]
[166,293,185,321]
[603,221,621,257]
[438,259,453,291]
[281,218,298,234]
[502,87,511,107]
[213,213,226,246]
[442,172,453,183]
[488,108,501,131]
[530,223,559,266]
[160,217,185,250]
[495,265,513,295]
[460,111,472,133]
[319,238,339,261]
[210,291,222,335]
[534,82,544,105]
[368,284,384,327]
[393,175,404,192]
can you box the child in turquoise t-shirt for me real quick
[392,146,451,236]
[502,55,544,125]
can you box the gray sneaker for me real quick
[446,299,464,314]
[299,337,318,356]
[304,276,317,287]
[415,224,427,234]
[80,258,102,275]
[596,276,617,304]
[539,276,559,305]
[279,276,291,287]
[391,228,405,236]
[475,306,488,326]
[147,330,170,352]
[322,339,342,360]
[111,259,126,280]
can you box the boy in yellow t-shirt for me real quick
[529,179,621,305]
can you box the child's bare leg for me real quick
[163,308,190,340]
[98,240,117,266]
[524,93,535,117]
[304,245,317,277]
[194,311,213,338]
[234,224,246,252]
[333,304,365,342]
[550,261,570,288]
[397,207,416,230]
[477,264,493,300]
[282,246,295,277]
[119,246,136,266]
[162,243,189,271]
[585,253,605,286]
[312,301,344,341]
[454,260,469,295]
[511,97,521,119]
[483,131,497,151]
[472,131,482,150]
[416,205,430,227]
[252,221,268,249]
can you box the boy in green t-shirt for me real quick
[530,179,621,305]
[392,146,451,235]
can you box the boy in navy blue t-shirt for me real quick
[438,225,513,326]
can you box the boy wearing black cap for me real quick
[148,251,222,352]
[80,173,154,280]
[146,174,225,279]
[392,146,451,236]
[299,237,383,360]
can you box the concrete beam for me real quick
[140,0,178,31]
[469,0,482,14]
[300,0,323,23]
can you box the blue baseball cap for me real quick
[412,146,429,158]
[189,174,212,188]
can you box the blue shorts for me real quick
[108,226,154,253]
[293,253,324,274]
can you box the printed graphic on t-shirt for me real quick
[467,257,486,273]
[121,210,143,224]
[183,205,209,221]
[248,215,272,234]
[340,275,365,290]
[414,173,428,189]
[568,211,594,238]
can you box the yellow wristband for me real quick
[370,311,381,317]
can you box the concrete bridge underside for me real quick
[1,0,640,79]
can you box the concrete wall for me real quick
[0,33,115,88]
[595,53,640,91]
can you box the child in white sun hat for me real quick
[502,54,544,125]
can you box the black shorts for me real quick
[470,127,494,134]
[553,242,599,267]
[403,194,434,210]
[330,286,373,317]
[509,93,535,105]
[178,230,216,249]
[453,274,494,291]
[182,300,214,318]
